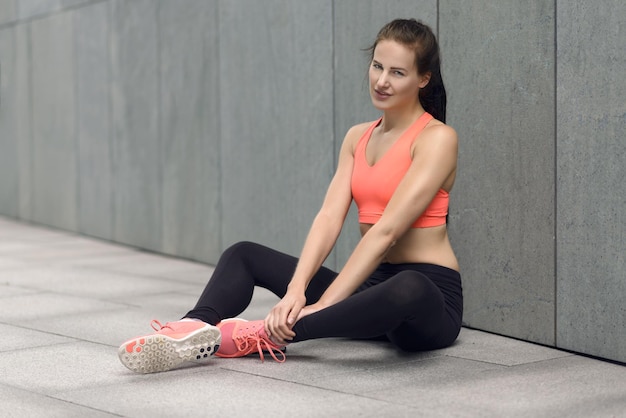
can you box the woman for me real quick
[119,18,462,373]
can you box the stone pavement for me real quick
[0,216,624,417]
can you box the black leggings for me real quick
[185,241,463,351]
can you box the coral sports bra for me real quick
[351,112,449,228]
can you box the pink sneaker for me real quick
[118,320,221,373]
[215,319,286,363]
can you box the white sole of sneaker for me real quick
[118,325,221,373]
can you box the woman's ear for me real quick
[419,72,432,89]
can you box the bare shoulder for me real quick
[420,121,458,149]
[346,121,375,139]
[342,120,377,151]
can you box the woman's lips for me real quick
[374,89,391,100]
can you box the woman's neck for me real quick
[379,104,426,133]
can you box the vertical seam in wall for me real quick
[26,21,34,221]
[330,0,337,268]
[156,1,163,251]
[217,0,223,254]
[73,9,81,233]
[107,0,115,240]
[436,0,439,37]
[553,0,559,348]
[330,0,336,175]
[8,18,15,215]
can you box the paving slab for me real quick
[298,354,506,394]
[370,355,626,418]
[56,365,424,417]
[218,337,443,381]
[0,256,31,270]
[0,324,77,352]
[93,252,216,283]
[0,341,124,395]
[22,309,161,347]
[445,327,574,366]
[0,265,199,300]
[0,292,126,322]
[0,242,40,256]
[0,284,39,298]
[0,222,78,243]
[2,240,129,264]
[113,290,206,316]
[48,251,148,269]
[0,383,117,418]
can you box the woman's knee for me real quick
[221,241,263,262]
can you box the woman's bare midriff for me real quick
[359,223,459,271]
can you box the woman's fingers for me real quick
[265,293,306,343]
[273,310,295,342]
[266,305,294,342]
[287,301,304,325]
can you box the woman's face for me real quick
[368,40,428,111]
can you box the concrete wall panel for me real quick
[15,24,32,220]
[109,0,160,250]
[332,0,437,269]
[556,2,626,362]
[0,27,18,216]
[158,0,221,263]
[440,1,556,345]
[0,0,16,25]
[75,2,112,240]
[30,11,77,230]
[219,0,334,257]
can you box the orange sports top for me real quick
[351,112,449,228]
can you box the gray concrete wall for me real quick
[0,0,624,363]
[219,0,334,257]
[555,1,626,362]
[441,0,557,346]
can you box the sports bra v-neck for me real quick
[351,112,449,228]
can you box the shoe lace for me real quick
[150,319,170,332]
[234,328,286,363]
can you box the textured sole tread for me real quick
[118,326,221,374]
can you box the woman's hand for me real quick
[295,302,326,322]
[265,291,306,344]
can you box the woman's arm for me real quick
[287,125,364,291]
[306,124,458,311]
[265,125,364,341]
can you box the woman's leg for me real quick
[120,241,338,373]
[185,241,338,325]
[291,266,463,351]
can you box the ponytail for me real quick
[419,60,447,123]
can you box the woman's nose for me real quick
[376,72,390,88]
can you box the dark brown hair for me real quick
[367,19,447,122]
